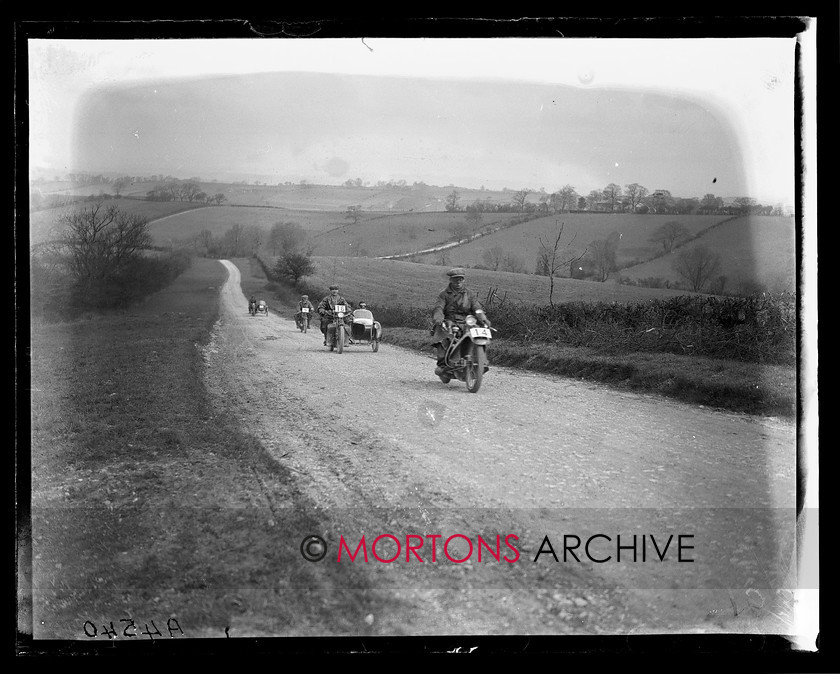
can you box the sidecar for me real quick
[256,300,269,316]
[349,309,382,352]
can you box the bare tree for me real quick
[482,246,505,271]
[585,189,602,211]
[502,252,525,273]
[536,221,585,306]
[602,183,622,212]
[345,205,363,224]
[269,221,308,255]
[624,183,649,213]
[59,203,151,288]
[673,245,721,291]
[649,221,690,253]
[551,185,578,213]
[445,190,460,212]
[112,176,132,195]
[465,208,484,237]
[448,219,471,242]
[512,189,530,212]
[588,234,620,282]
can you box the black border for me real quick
[13,12,831,665]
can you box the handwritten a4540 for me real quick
[83,617,183,640]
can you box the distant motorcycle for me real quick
[248,300,257,316]
[437,315,494,393]
[256,300,269,317]
[296,307,311,333]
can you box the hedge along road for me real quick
[203,259,799,637]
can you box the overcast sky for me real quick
[27,36,809,204]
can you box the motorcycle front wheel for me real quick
[464,343,485,393]
[302,319,308,334]
[337,325,344,354]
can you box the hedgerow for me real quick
[370,292,796,366]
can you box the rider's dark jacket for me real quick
[297,299,315,312]
[317,294,351,328]
[432,285,484,324]
[431,285,485,345]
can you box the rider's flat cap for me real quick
[446,267,466,278]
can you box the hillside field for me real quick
[294,255,700,310]
[28,181,796,295]
[411,213,727,270]
[618,216,796,294]
[28,199,208,246]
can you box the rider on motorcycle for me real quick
[249,295,257,312]
[431,268,492,376]
[317,285,353,346]
[296,294,316,328]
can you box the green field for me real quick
[411,213,727,269]
[29,182,796,295]
[618,216,796,293]
[298,255,699,309]
[28,199,208,246]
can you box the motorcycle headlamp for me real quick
[465,315,477,327]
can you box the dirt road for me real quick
[201,260,799,636]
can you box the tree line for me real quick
[442,184,789,217]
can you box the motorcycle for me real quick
[256,300,269,317]
[296,307,311,333]
[324,305,352,353]
[248,300,257,316]
[437,315,494,393]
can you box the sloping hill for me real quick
[618,216,795,294]
[409,213,728,272]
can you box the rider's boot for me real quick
[434,348,447,377]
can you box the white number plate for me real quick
[334,305,346,313]
[469,327,492,339]
[302,308,309,312]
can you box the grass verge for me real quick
[26,257,381,641]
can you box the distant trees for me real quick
[268,221,310,256]
[445,190,461,212]
[649,221,690,253]
[512,189,530,212]
[482,246,505,271]
[501,252,526,273]
[673,245,722,291]
[624,183,649,213]
[448,219,471,242]
[345,205,363,224]
[465,208,484,237]
[602,183,622,212]
[550,185,578,213]
[588,232,621,282]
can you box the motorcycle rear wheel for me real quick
[465,344,485,393]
